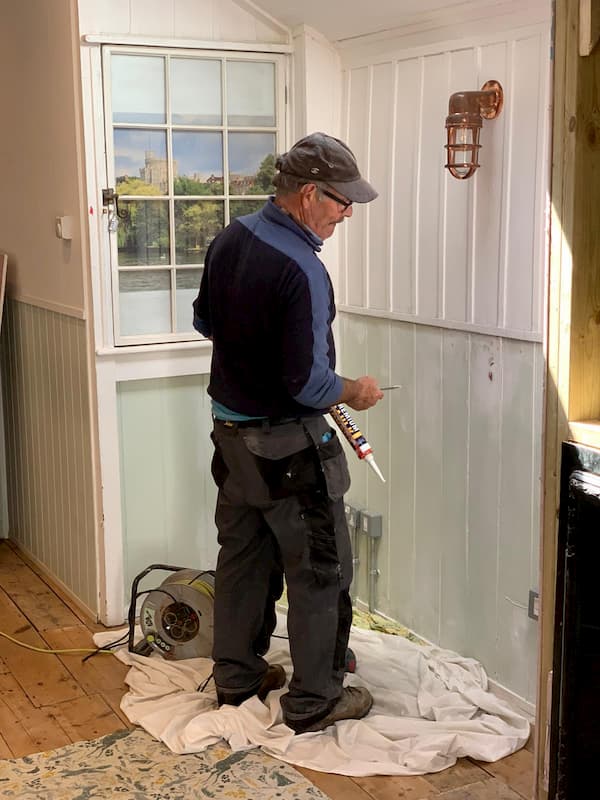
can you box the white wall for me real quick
[77,0,293,622]
[340,316,544,705]
[337,8,551,707]
[117,375,218,592]
[338,23,550,339]
[76,0,551,709]
[0,0,101,613]
[78,0,289,44]
[292,25,344,303]
[0,0,89,317]
[0,302,98,613]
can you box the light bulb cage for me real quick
[445,80,503,180]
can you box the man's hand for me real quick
[337,376,384,411]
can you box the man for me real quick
[193,131,383,734]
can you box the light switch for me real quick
[55,216,74,240]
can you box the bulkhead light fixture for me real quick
[445,80,503,179]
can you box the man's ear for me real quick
[299,183,317,205]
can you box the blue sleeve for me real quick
[281,263,342,409]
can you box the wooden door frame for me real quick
[536,0,600,796]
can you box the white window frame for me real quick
[100,45,288,348]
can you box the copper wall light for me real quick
[445,80,503,179]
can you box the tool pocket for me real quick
[302,500,342,586]
[242,425,317,500]
[315,429,351,502]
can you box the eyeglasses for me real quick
[320,188,353,211]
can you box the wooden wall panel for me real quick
[417,53,447,320]
[341,24,550,342]
[0,301,97,613]
[340,316,542,703]
[337,315,369,596]
[444,49,477,323]
[364,319,391,609]
[338,22,549,705]
[503,34,544,333]
[346,67,370,308]
[386,325,416,628]
[440,331,470,654]
[367,63,394,310]
[496,339,541,695]
[472,41,509,328]
[392,58,420,316]
[117,375,218,594]
[466,335,503,672]
[413,327,444,641]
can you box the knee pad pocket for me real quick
[301,501,342,586]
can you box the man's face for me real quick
[303,185,354,240]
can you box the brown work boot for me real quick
[257,664,286,701]
[287,686,373,734]
[216,664,286,707]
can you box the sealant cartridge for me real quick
[329,404,386,483]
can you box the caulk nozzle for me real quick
[365,453,386,483]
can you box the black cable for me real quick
[184,570,214,585]
[135,588,179,604]
[197,671,214,693]
[127,564,187,652]
[84,588,180,663]
[82,630,130,663]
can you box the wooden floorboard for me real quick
[0,671,72,756]
[296,768,374,800]
[0,541,534,799]
[49,694,127,743]
[0,588,84,708]
[0,544,81,631]
[43,625,130,694]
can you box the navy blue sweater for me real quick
[193,199,343,419]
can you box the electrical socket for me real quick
[528,589,540,621]
[344,503,360,530]
[361,511,383,538]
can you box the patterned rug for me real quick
[0,728,328,800]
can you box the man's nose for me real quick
[344,205,353,218]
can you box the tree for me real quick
[115,177,162,197]
[173,176,224,196]
[176,202,222,262]
[252,153,276,193]
[115,180,167,264]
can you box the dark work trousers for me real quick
[210,414,353,728]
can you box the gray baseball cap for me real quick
[275,132,378,203]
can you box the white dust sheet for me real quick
[94,613,530,776]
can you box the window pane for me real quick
[111,55,165,124]
[175,200,224,264]
[173,132,223,195]
[230,199,266,220]
[227,61,275,126]
[228,133,276,195]
[176,269,202,333]
[119,271,171,336]
[171,58,222,125]
[117,200,170,266]
[115,129,169,195]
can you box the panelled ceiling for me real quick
[249,0,484,42]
